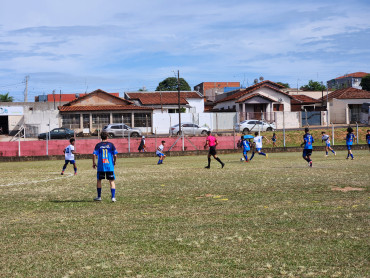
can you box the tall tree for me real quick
[156,77,191,91]
[276,82,290,88]
[360,74,370,91]
[0,92,14,102]
[300,80,326,91]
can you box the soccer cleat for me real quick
[346,157,349,160]
[309,161,313,167]
[325,155,328,157]
[61,172,64,175]
[74,173,77,176]
[266,154,268,159]
[94,197,102,201]
[334,152,336,156]
[111,197,116,202]
[221,163,225,168]
[351,157,354,160]
[205,166,210,169]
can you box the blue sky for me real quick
[1,0,370,101]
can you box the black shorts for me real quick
[97,171,115,180]
[303,149,312,157]
[209,146,217,156]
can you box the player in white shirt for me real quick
[156,140,166,165]
[250,132,269,160]
[61,138,79,175]
[321,131,336,156]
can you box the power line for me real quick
[0,82,26,88]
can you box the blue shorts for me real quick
[97,171,115,180]
[243,150,249,155]
[256,148,262,152]
[156,152,164,157]
[272,139,276,142]
[303,149,312,157]
[326,143,331,147]
[347,145,352,150]
[65,160,75,164]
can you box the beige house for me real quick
[58,89,153,133]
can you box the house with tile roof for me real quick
[193,82,241,102]
[124,91,204,113]
[58,89,153,133]
[213,81,292,122]
[319,87,370,124]
[327,72,370,90]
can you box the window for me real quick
[134,113,151,127]
[61,114,80,129]
[92,114,110,128]
[112,113,132,126]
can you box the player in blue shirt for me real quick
[321,131,336,157]
[92,132,118,202]
[241,136,251,162]
[366,130,370,151]
[301,128,314,167]
[345,127,356,160]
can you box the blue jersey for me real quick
[366,134,370,144]
[242,140,250,152]
[93,142,118,172]
[346,133,355,146]
[303,133,314,149]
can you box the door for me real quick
[0,116,9,134]
[302,111,321,126]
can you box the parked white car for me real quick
[235,120,276,133]
[169,123,210,135]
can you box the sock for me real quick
[158,159,161,164]
[215,157,223,165]
[331,150,335,154]
[208,157,211,167]
[111,188,115,198]
[250,152,255,160]
[350,154,353,158]
[259,152,266,156]
[62,164,67,171]
[347,153,350,158]
[74,167,77,173]
[97,188,102,198]
[326,151,328,155]
[244,155,248,161]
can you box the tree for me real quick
[156,77,191,91]
[276,82,290,88]
[360,74,370,91]
[0,92,14,102]
[300,80,326,91]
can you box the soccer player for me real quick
[366,130,370,151]
[204,131,225,169]
[241,136,251,162]
[93,132,118,202]
[61,138,79,175]
[250,132,269,160]
[345,127,356,160]
[271,133,277,148]
[156,140,166,164]
[301,127,314,167]
[138,136,146,152]
[321,131,336,156]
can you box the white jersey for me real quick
[322,134,330,145]
[64,144,75,160]
[156,144,164,155]
[253,136,263,149]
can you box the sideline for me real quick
[0,172,74,187]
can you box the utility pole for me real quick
[177,70,182,135]
[24,75,29,102]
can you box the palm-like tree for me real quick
[0,93,14,102]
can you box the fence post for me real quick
[233,126,236,150]
[182,132,184,151]
[18,133,21,157]
[331,123,335,146]
[283,110,286,148]
[128,133,131,153]
[356,122,359,144]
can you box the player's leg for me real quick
[61,160,69,175]
[258,149,267,157]
[107,172,116,202]
[250,151,255,160]
[325,146,329,156]
[213,154,224,168]
[157,153,162,164]
[72,162,77,175]
[243,151,249,162]
[205,153,211,168]
[94,172,104,201]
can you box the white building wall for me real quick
[274,112,301,129]
[186,98,204,113]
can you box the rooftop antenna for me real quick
[23,75,29,102]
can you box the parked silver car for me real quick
[235,120,276,133]
[169,122,210,135]
[102,124,141,137]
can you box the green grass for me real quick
[1,151,369,277]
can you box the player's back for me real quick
[303,133,314,149]
[346,133,355,145]
[65,144,74,160]
[93,142,117,172]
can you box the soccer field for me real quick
[1,151,369,277]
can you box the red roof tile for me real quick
[59,105,153,112]
[319,87,370,101]
[126,91,201,105]
[291,95,319,104]
[216,81,290,103]
[335,72,370,80]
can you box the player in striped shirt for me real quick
[321,131,336,157]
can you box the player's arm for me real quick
[71,150,80,155]
[113,155,117,166]
[92,154,97,169]
[215,138,218,146]
[204,139,209,149]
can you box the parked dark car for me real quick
[38,128,75,140]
